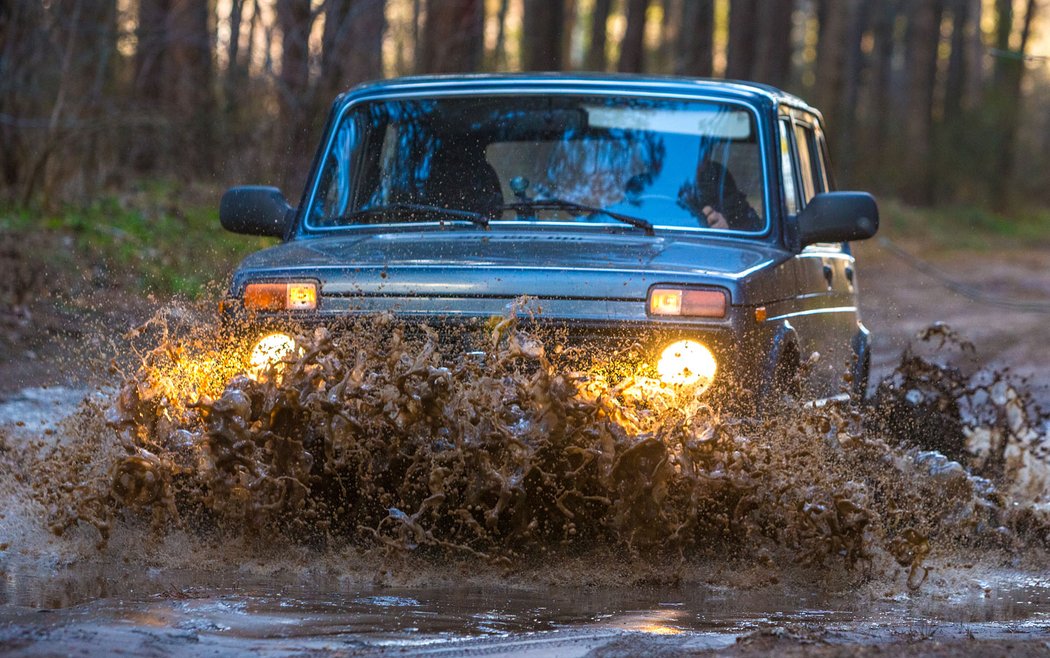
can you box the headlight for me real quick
[647,286,727,318]
[656,339,717,390]
[249,332,298,373]
[243,282,317,311]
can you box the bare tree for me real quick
[420,0,484,73]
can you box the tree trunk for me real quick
[655,0,680,74]
[726,0,757,80]
[752,0,794,88]
[276,0,314,188]
[901,0,941,205]
[522,0,565,70]
[832,0,870,186]
[963,0,983,107]
[585,0,612,70]
[618,0,650,73]
[942,0,971,122]
[225,0,244,113]
[813,0,849,131]
[135,0,170,105]
[990,0,1038,209]
[165,0,214,171]
[493,0,511,69]
[420,0,484,73]
[562,0,577,69]
[322,0,386,100]
[868,0,899,171]
[675,0,713,77]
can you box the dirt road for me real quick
[1,239,1049,656]
[855,239,1050,402]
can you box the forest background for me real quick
[4,0,1049,210]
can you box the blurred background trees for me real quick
[1,0,1047,211]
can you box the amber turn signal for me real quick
[648,287,727,318]
[243,282,317,311]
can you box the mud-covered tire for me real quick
[759,351,801,414]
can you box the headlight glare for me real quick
[656,339,717,390]
[249,332,298,374]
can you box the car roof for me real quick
[337,73,820,117]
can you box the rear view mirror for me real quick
[797,192,878,247]
[220,186,293,238]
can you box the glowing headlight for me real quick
[249,333,298,373]
[656,339,717,389]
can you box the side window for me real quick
[778,119,799,216]
[793,122,818,203]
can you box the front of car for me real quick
[221,75,800,403]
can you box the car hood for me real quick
[232,229,792,304]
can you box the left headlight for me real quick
[656,339,717,390]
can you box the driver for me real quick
[678,159,762,231]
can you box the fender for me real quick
[851,321,872,400]
[758,320,800,403]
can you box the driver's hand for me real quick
[702,206,729,229]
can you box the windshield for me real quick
[308,95,767,233]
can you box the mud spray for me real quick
[2,303,1049,595]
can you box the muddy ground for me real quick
[1,237,1049,656]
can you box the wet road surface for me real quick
[2,560,1050,656]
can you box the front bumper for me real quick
[221,298,770,406]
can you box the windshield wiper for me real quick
[338,202,489,228]
[501,198,654,236]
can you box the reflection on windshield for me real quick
[310,96,766,233]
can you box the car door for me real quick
[785,114,858,399]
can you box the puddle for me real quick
[2,562,1050,655]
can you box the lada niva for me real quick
[219,74,878,407]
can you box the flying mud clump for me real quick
[36,309,1050,584]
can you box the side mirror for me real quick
[797,192,879,247]
[220,186,293,238]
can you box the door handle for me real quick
[845,266,855,289]
[822,263,834,288]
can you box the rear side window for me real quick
[778,119,799,215]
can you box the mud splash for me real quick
[10,307,1050,588]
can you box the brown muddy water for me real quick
[1,309,1049,655]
